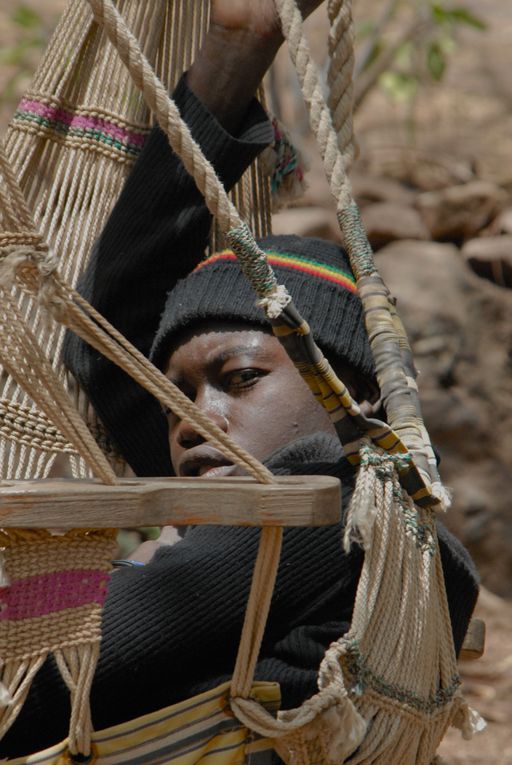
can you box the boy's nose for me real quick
[176,391,229,448]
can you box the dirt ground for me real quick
[0,1,510,762]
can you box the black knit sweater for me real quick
[0,78,479,758]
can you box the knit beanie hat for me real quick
[150,234,375,382]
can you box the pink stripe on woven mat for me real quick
[18,98,146,146]
[0,569,110,621]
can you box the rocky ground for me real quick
[1,1,511,762]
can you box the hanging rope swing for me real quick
[0,1,484,763]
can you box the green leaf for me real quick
[449,7,487,30]
[380,71,419,103]
[0,40,36,66]
[427,41,446,80]
[395,40,414,68]
[356,19,376,40]
[438,34,457,54]
[11,5,42,29]
[431,3,450,25]
[361,40,384,72]
[430,3,486,31]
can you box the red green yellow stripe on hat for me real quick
[194,249,357,293]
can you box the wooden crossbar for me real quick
[459,618,486,661]
[0,475,341,528]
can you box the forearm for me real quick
[187,24,281,134]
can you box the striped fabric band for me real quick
[8,680,280,765]
[0,569,109,621]
[194,250,357,293]
[13,97,147,157]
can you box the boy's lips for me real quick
[177,448,235,478]
[198,464,237,479]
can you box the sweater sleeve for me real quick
[63,74,273,476]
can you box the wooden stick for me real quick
[0,475,341,528]
[459,618,486,661]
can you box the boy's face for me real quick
[165,321,339,477]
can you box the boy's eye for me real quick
[226,369,264,390]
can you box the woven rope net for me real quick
[0,0,482,762]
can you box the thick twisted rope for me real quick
[85,0,291,316]
[231,630,366,764]
[275,0,353,211]
[0,143,34,232]
[327,0,356,165]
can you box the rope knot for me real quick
[359,443,411,478]
[0,245,56,293]
[256,286,291,319]
[227,225,276,291]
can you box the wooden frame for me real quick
[0,475,341,528]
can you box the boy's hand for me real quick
[188,0,326,133]
[211,0,324,40]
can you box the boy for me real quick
[0,0,478,757]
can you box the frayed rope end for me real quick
[431,481,452,512]
[0,682,13,707]
[256,285,292,319]
[452,700,487,741]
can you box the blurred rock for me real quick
[462,235,512,288]
[358,146,476,191]
[417,181,507,241]
[376,240,512,597]
[272,206,340,240]
[487,207,512,235]
[361,202,430,250]
[351,173,417,207]
[420,388,484,459]
[439,585,512,761]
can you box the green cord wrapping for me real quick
[226,223,279,297]
[342,640,460,713]
[226,223,292,319]
[337,203,376,279]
